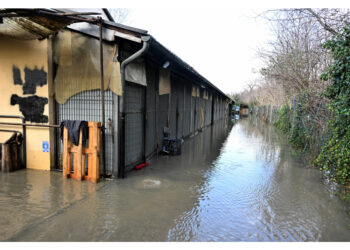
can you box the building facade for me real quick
[0,9,232,177]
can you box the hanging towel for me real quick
[60,120,89,146]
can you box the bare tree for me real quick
[235,8,350,155]
[302,8,350,35]
[253,9,338,102]
[107,8,131,24]
[238,10,349,104]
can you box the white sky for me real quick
[122,8,272,95]
[16,0,346,96]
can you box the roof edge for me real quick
[149,35,230,99]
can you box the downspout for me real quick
[118,35,151,178]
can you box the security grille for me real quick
[56,90,114,176]
[125,82,145,167]
[184,83,191,137]
[176,81,184,139]
[145,63,157,157]
[170,80,177,138]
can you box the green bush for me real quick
[274,104,291,133]
[316,25,350,185]
[289,93,311,151]
[317,128,350,184]
[274,96,310,152]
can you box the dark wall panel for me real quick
[176,80,184,139]
[205,98,211,126]
[158,94,169,146]
[190,95,195,134]
[170,78,177,138]
[196,97,200,130]
[125,82,144,167]
[145,61,158,157]
[184,83,191,137]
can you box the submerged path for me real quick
[1,118,349,241]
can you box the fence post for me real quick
[292,98,296,131]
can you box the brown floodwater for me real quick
[0,118,349,241]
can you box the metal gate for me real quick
[183,83,191,137]
[169,79,177,138]
[125,81,145,168]
[145,62,158,158]
[176,81,184,139]
[56,90,115,175]
[158,94,169,147]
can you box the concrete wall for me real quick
[0,36,50,170]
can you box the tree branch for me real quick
[305,8,339,36]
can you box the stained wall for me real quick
[0,36,50,170]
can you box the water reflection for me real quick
[0,169,105,241]
[1,118,349,241]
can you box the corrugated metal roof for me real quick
[0,9,91,40]
[0,16,73,39]
[52,8,108,20]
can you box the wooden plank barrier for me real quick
[1,132,24,172]
[62,122,101,183]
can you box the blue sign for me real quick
[42,141,49,152]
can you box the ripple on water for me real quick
[136,179,162,189]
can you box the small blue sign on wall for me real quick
[42,141,49,152]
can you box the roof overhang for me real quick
[67,18,148,42]
[0,8,148,43]
[147,36,231,99]
[0,8,100,40]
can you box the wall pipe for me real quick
[118,35,150,178]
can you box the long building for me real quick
[0,8,233,177]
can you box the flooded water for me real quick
[1,118,350,241]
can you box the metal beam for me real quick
[99,17,106,178]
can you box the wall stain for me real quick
[10,94,48,123]
[12,66,23,85]
[12,65,47,94]
[23,67,47,94]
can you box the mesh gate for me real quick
[145,62,158,157]
[125,82,145,167]
[195,97,200,130]
[176,81,184,139]
[170,78,177,138]
[158,94,169,146]
[184,83,191,137]
[190,95,195,133]
[56,90,114,175]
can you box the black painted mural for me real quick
[12,66,47,94]
[10,66,48,123]
[12,66,23,85]
[11,94,48,123]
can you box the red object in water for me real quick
[135,161,149,170]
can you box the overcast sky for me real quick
[120,8,272,95]
[20,1,346,96]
